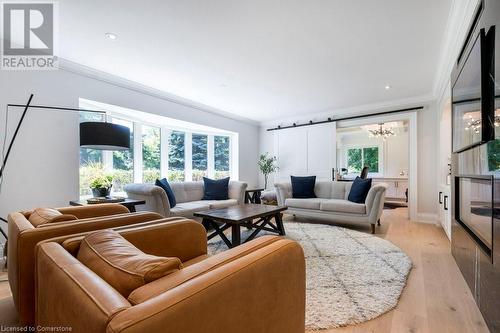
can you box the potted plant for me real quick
[258,153,279,190]
[90,174,113,197]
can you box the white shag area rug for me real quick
[208,221,412,330]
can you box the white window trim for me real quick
[185,132,193,181]
[207,135,215,178]
[160,128,170,179]
[79,101,238,192]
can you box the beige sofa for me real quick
[275,181,387,233]
[124,181,247,218]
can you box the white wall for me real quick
[273,123,336,184]
[417,104,438,221]
[0,69,260,223]
[259,104,438,221]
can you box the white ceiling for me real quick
[59,0,452,122]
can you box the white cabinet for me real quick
[438,185,452,240]
[373,178,408,201]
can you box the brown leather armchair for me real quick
[35,218,306,333]
[7,203,164,325]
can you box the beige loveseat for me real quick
[124,181,247,218]
[275,181,387,233]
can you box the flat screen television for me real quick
[452,28,495,153]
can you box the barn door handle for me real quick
[439,191,443,204]
[444,195,448,211]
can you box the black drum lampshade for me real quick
[80,122,130,150]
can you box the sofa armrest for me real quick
[365,184,387,224]
[120,218,207,262]
[36,243,131,332]
[57,203,130,219]
[124,183,170,216]
[274,183,292,206]
[228,181,248,203]
[107,239,305,333]
[9,211,162,325]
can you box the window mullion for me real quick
[161,128,170,179]
[134,123,142,183]
[208,135,214,178]
[185,132,193,181]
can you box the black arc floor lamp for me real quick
[0,94,131,239]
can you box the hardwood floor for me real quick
[293,207,489,333]
[0,207,490,332]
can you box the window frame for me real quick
[79,109,237,196]
[343,144,383,176]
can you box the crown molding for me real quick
[56,58,260,126]
[432,0,480,102]
[259,93,434,127]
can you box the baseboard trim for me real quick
[415,213,439,224]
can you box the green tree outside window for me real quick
[346,146,379,174]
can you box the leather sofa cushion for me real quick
[285,198,324,210]
[77,229,182,297]
[28,208,78,227]
[320,199,366,214]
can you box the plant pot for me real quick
[92,187,111,198]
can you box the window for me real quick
[78,100,238,197]
[142,125,161,183]
[79,112,105,197]
[214,136,230,179]
[346,146,379,174]
[487,140,500,172]
[192,134,208,181]
[111,118,134,192]
[168,131,185,181]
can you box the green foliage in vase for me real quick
[258,153,279,189]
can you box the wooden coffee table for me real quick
[194,204,287,248]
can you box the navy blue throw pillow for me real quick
[348,177,372,203]
[155,178,176,208]
[202,177,230,200]
[291,176,317,198]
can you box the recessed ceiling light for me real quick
[385,85,392,90]
[105,33,118,40]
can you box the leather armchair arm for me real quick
[274,182,292,206]
[119,218,207,262]
[9,211,162,325]
[107,239,306,333]
[54,218,207,262]
[36,243,131,332]
[56,203,130,219]
[228,181,248,204]
[124,183,170,217]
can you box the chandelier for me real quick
[465,112,500,134]
[368,123,395,140]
